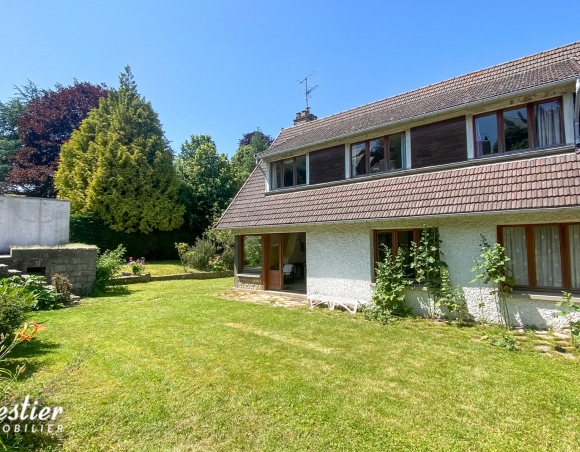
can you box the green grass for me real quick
[7,278,580,451]
[144,260,195,276]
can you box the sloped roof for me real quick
[259,42,580,158]
[216,153,580,229]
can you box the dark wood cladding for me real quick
[308,144,345,184]
[411,116,467,169]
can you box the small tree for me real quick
[471,235,515,328]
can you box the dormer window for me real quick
[271,155,307,189]
[350,132,405,177]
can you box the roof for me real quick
[259,41,580,159]
[216,153,580,229]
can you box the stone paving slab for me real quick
[221,289,308,309]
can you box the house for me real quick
[216,42,580,329]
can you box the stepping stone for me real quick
[534,345,551,352]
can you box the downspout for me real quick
[575,78,580,153]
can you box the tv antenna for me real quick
[297,71,318,110]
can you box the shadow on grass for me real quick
[2,430,64,451]
[3,340,61,382]
[88,285,136,298]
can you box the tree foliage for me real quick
[55,67,184,233]
[0,81,40,184]
[238,129,273,147]
[177,135,235,235]
[3,81,107,197]
[230,128,272,190]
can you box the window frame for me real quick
[473,97,564,158]
[240,234,263,274]
[373,228,422,278]
[350,132,405,178]
[270,155,307,190]
[497,223,580,293]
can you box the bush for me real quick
[52,274,72,295]
[221,246,234,270]
[190,239,216,271]
[0,275,65,311]
[126,257,146,275]
[92,245,126,295]
[0,279,34,336]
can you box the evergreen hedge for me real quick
[70,215,198,260]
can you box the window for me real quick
[474,98,563,157]
[270,155,307,189]
[241,235,262,272]
[499,223,580,291]
[351,132,405,177]
[374,229,422,278]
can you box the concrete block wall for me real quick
[1,246,98,295]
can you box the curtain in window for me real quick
[569,225,580,288]
[534,225,562,287]
[535,100,562,148]
[271,161,282,189]
[503,227,528,285]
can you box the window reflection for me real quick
[475,114,499,155]
[503,107,529,152]
[351,142,367,176]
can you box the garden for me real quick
[0,277,579,450]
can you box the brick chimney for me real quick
[293,107,317,125]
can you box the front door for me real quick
[266,234,282,290]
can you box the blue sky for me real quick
[1,0,579,156]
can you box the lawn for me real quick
[145,260,193,276]
[7,278,580,451]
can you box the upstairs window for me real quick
[474,98,563,157]
[351,132,405,177]
[271,155,307,189]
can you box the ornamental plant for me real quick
[364,245,412,324]
[471,235,515,328]
[555,291,580,346]
[92,245,126,295]
[0,321,46,381]
[434,268,469,323]
[127,257,146,276]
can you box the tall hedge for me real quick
[70,215,198,260]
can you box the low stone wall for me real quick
[0,245,98,296]
[111,271,234,285]
[236,273,263,290]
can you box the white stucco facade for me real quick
[234,207,580,330]
[0,196,70,254]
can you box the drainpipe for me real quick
[574,78,580,154]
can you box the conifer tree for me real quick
[55,67,184,233]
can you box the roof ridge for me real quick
[262,41,580,158]
[279,44,580,133]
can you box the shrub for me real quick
[0,275,65,311]
[52,274,72,295]
[220,246,234,270]
[434,268,469,323]
[127,257,146,275]
[190,239,216,271]
[0,279,34,336]
[92,244,126,295]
